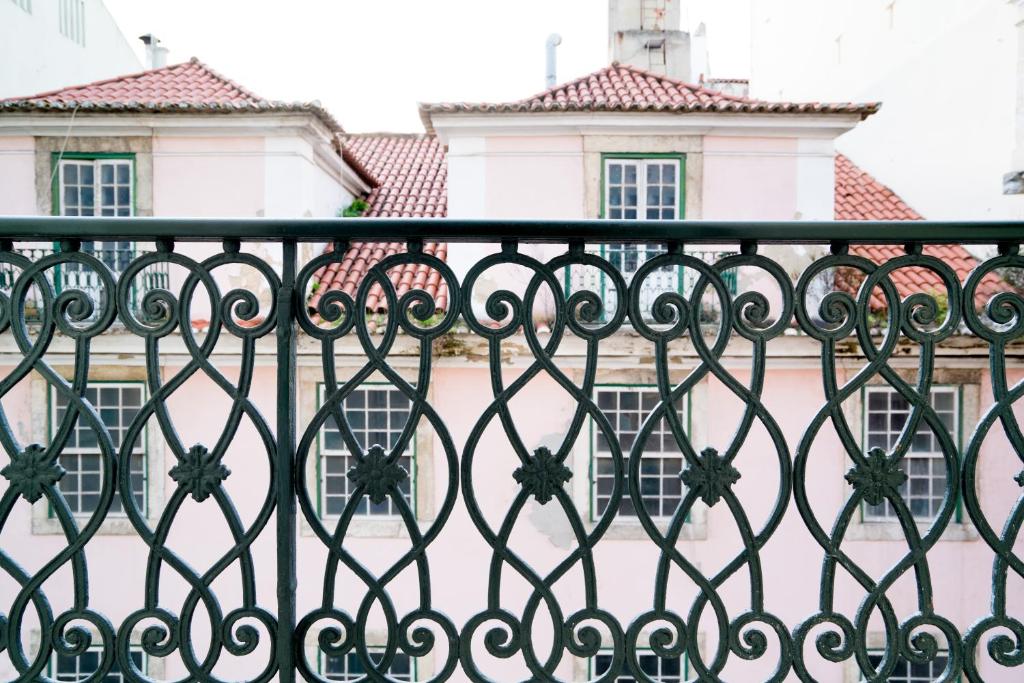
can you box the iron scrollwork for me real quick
[0,225,1017,682]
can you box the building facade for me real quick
[0,0,141,100]
[0,39,1020,683]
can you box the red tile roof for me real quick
[310,135,449,315]
[834,154,1003,310]
[0,58,342,132]
[419,63,878,132]
[309,242,448,316]
[835,153,921,221]
[341,135,446,218]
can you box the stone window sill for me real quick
[32,515,153,536]
[300,516,420,539]
[845,520,978,542]
[587,517,708,541]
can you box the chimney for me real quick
[608,0,691,80]
[139,34,169,69]
[545,34,562,89]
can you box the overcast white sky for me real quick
[103,0,752,133]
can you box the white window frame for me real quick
[861,649,949,682]
[591,385,689,522]
[591,648,687,682]
[599,156,683,322]
[861,385,959,523]
[320,647,415,681]
[603,157,681,222]
[317,383,417,519]
[51,644,145,681]
[58,158,134,218]
[50,381,148,518]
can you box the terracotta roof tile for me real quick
[0,58,342,132]
[310,135,449,315]
[834,154,1004,310]
[341,135,447,218]
[308,241,448,315]
[419,63,878,132]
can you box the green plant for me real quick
[339,198,369,218]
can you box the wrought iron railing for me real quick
[0,217,1020,682]
[0,244,170,322]
[566,248,738,322]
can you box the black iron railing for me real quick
[0,244,169,321]
[0,217,1020,683]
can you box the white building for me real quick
[747,0,1024,221]
[0,0,141,99]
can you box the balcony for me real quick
[0,217,1020,683]
[0,242,170,322]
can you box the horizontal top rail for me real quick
[0,216,1022,243]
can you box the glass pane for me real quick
[101,165,114,184]
[609,164,622,184]
[647,164,660,183]
[63,164,78,183]
[116,163,130,184]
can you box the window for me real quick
[56,156,136,304]
[605,158,679,221]
[598,156,683,321]
[863,387,958,522]
[53,646,144,681]
[58,158,133,218]
[593,387,686,519]
[319,385,414,517]
[52,383,146,516]
[323,650,413,681]
[593,651,685,682]
[58,0,85,45]
[862,651,948,682]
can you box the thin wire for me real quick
[49,104,81,188]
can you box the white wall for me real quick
[0,0,141,99]
[749,0,1024,220]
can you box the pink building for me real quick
[0,33,1020,683]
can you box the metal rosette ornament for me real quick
[113,239,280,683]
[625,243,793,682]
[793,243,963,682]
[295,240,460,683]
[458,242,627,682]
[0,240,121,682]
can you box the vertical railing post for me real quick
[276,239,298,681]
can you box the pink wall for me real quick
[0,136,40,216]
[0,356,1019,681]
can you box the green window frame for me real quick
[589,648,688,681]
[52,152,136,218]
[318,647,416,681]
[563,153,690,322]
[316,382,417,519]
[49,644,145,681]
[48,380,149,518]
[859,384,963,523]
[589,384,691,522]
[862,649,955,682]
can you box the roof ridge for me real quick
[186,58,267,103]
[607,62,757,104]
[1,59,198,102]
[343,132,436,139]
[513,63,628,104]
